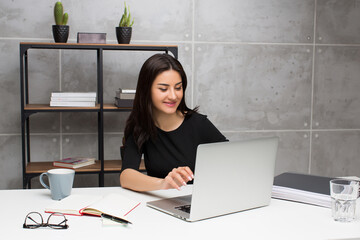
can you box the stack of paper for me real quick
[50,92,97,107]
[272,185,331,208]
[271,172,333,208]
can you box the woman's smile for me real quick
[164,101,177,107]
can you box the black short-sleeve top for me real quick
[121,112,227,178]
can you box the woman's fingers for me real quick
[163,167,194,190]
[175,167,194,182]
[182,166,194,180]
[171,168,187,187]
[164,175,181,190]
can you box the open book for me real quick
[45,193,141,222]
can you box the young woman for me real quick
[120,54,227,192]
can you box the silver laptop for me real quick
[146,137,279,222]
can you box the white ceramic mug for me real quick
[40,169,75,200]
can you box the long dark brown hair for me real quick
[124,53,196,151]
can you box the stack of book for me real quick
[50,92,97,107]
[53,157,96,169]
[114,88,135,108]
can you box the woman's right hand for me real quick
[161,166,194,190]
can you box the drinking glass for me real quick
[330,179,359,222]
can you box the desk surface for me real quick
[1,186,359,240]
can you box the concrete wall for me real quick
[1,0,359,189]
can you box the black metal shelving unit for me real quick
[20,42,178,189]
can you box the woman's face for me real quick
[151,69,183,116]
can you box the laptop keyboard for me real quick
[175,204,191,213]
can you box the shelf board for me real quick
[20,42,178,47]
[103,103,132,111]
[25,160,145,174]
[25,104,100,111]
[20,42,178,50]
[24,103,132,111]
[26,161,101,174]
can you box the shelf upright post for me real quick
[97,47,104,187]
[20,44,26,189]
[168,46,178,59]
[24,47,31,171]
[20,44,32,189]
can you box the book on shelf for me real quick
[114,97,133,108]
[116,89,136,100]
[50,101,96,107]
[51,97,97,102]
[51,92,97,98]
[116,91,135,100]
[50,91,96,107]
[53,157,96,169]
[45,193,141,224]
[271,172,334,208]
[118,88,136,94]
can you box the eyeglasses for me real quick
[23,212,69,229]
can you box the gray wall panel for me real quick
[0,40,21,134]
[194,44,312,130]
[317,0,360,44]
[0,0,54,38]
[311,131,360,177]
[0,136,22,189]
[195,0,314,43]
[313,46,360,129]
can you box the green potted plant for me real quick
[52,1,69,43]
[116,2,134,44]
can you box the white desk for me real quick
[1,186,359,240]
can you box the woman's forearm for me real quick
[120,168,164,192]
[120,167,194,192]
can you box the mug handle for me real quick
[39,172,50,189]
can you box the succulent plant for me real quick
[54,1,68,25]
[119,2,134,27]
